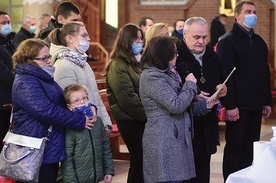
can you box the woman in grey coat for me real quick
[139,36,216,183]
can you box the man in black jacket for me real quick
[38,1,81,44]
[171,19,185,39]
[176,17,227,183]
[0,11,16,151]
[14,15,36,45]
[216,1,272,181]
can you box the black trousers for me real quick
[0,110,12,151]
[16,163,59,183]
[222,109,262,181]
[190,153,211,183]
[116,120,145,183]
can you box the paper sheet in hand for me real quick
[209,67,236,101]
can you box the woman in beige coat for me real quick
[48,21,112,131]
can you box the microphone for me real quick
[179,62,201,95]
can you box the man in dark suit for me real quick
[0,11,16,151]
[176,17,227,183]
[217,1,272,181]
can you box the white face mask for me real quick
[73,40,90,54]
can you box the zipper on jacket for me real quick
[88,130,97,183]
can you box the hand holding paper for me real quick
[209,67,236,102]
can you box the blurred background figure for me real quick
[38,13,52,31]
[171,19,185,39]
[145,22,169,47]
[208,14,227,48]
[139,17,154,35]
[14,15,36,45]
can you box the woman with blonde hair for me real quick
[145,22,169,47]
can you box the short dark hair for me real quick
[0,11,8,16]
[139,17,154,27]
[220,14,228,18]
[141,36,176,70]
[173,19,185,29]
[234,0,255,14]
[54,1,80,20]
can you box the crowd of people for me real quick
[0,0,272,183]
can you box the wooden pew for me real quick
[99,89,130,161]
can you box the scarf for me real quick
[191,49,206,67]
[166,64,182,83]
[57,50,87,67]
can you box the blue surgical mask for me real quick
[131,43,143,55]
[73,103,93,117]
[29,25,36,33]
[73,40,90,54]
[1,24,12,36]
[176,29,183,36]
[243,14,257,29]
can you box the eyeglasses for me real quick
[34,55,52,62]
[70,96,89,105]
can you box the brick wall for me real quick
[118,0,275,65]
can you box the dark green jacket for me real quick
[106,50,146,123]
[61,117,114,183]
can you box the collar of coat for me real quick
[16,63,54,82]
[178,39,216,64]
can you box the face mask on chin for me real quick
[243,14,257,29]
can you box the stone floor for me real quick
[102,118,276,183]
